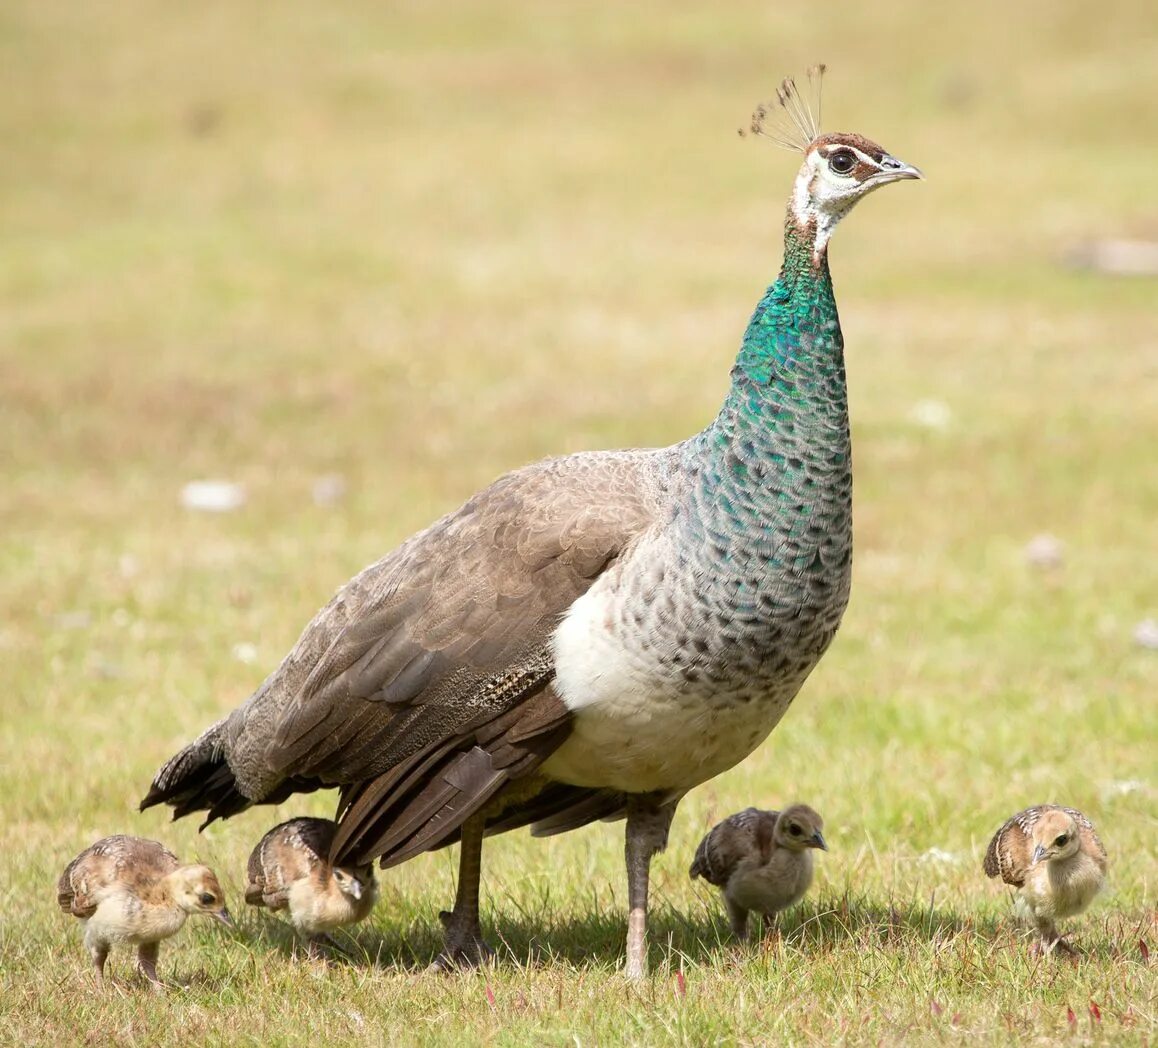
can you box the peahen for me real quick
[141,68,921,978]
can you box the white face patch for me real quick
[791,142,917,260]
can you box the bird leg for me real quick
[137,942,163,991]
[89,941,109,990]
[725,898,750,941]
[624,796,677,980]
[1033,924,1080,959]
[305,934,347,962]
[430,814,493,971]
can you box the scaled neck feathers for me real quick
[684,206,852,582]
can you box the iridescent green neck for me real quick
[732,216,838,388]
[703,213,847,454]
[683,213,852,581]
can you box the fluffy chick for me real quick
[245,817,378,958]
[983,804,1108,956]
[689,803,827,940]
[57,835,232,990]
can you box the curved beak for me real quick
[213,909,235,928]
[810,830,828,851]
[1030,845,1047,866]
[872,155,923,184]
[348,879,363,901]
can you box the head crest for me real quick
[741,64,826,152]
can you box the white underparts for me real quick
[544,584,783,793]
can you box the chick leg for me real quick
[624,796,678,980]
[305,934,347,961]
[431,814,493,971]
[88,941,109,989]
[725,897,750,941]
[137,942,163,990]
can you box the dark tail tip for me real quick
[141,726,249,825]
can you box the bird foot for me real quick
[1030,936,1081,960]
[760,921,783,948]
[429,910,494,971]
[304,934,350,963]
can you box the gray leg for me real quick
[624,797,677,980]
[431,815,493,971]
[725,897,749,941]
[137,942,163,990]
[89,942,109,990]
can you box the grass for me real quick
[1,0,1155,1044]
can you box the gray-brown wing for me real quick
[270,456,656,775]
[58,836,179,917]
[205,450,665,864]
[689,808,779,887]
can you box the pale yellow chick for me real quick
[57,835,232,990]
[983,804,1108,956]
[245,817,378,958]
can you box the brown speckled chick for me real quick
[690,804,826,940]
[57,835,232,990]
[245,817,378,957]
[983,804,1108,956]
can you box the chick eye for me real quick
[829,150,856,175]
[199,892,216,905]
[789,825,802,836]
[1054,834,1068,847]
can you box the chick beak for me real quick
[347,879,363,901]
[1030,845,1047,866]
[810,830,828,851]
[214,909,235,928]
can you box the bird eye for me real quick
[199,892,216,905]
[829,150,856,175]
[1054,834,1068,847]
[789,825,802,836]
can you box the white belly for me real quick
[541,584,789,793]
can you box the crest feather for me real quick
[741,64,826,152]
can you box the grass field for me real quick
[1,1,1155,1044]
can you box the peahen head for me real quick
[746,66,922,260]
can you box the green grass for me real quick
[1,1,1155,1044]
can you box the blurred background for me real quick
[1,0,1154,1031]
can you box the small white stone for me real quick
[1102,779,1146,799]
[312,473,347,507]
[908,399,952,430]
[1133,619,1158,650]
[1024,533,1064,569]
[918,847,959,865]
[232,642,258,664]
[180,480,247,513]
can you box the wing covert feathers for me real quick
[689,808,779,887]
[983,804,1106,886]
[246,817,337,906]
[58,836,181,917]
[142,450,661,867]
